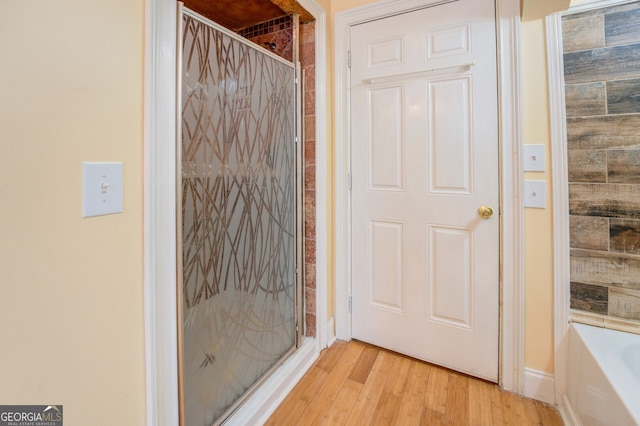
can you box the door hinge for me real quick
[296,320,299,332]
[348,172,352,190]
[295,135,299,144]
[349,295,352,313]
[348,50,351,68]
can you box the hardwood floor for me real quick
[266,340,563,425]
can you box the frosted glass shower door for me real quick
[178,8,298,425]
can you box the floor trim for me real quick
[326,316,336,347]
[559,393,580,426]
[225,338,319,425]
[523,368,556,405]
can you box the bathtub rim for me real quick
[571,322,640,423]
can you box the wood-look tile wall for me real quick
[563,2,640,321]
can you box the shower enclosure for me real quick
[177,6,301,424]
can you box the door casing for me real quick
[335,0,525,393]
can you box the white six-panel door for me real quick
[350,0,500,381]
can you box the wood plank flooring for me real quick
[266,340,563,426]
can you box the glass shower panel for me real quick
[180,10,297,425]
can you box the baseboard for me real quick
[226,338,319,425]
[523,368,555,405]
[560,392,581,426]
[326,316,336,347]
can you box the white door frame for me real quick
[335,0,525,393]
[546,10,570,406]
[144,0,329,424]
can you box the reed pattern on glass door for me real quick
[180,13,296,424]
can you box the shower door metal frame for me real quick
[175,5,304,424]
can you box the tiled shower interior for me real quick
[235,16,318,337]
[563,1,640,321]
[239,17,294,61]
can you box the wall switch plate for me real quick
[82,162,123,217]
[524,180,546,209]
[523,144,545,172]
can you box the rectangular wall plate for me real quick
[82,162,123,217]
[523,144,545,172]
[524,180,546,209]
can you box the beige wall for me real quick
[328,0,558,373]
[0,2,560,422]
[522,0,570,20]
[521,17,555,372]
[0,0,146,424]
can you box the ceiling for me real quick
[183,0,313,32]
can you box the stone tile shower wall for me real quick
[300,21,316,337]
[240,17,317,337]
[563,2,640,321]
[239,16,294,62]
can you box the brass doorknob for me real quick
[478,205,493,220]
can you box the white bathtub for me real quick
[567,323,640,425]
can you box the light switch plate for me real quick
[82,162,123,217]
[524,180,546,209]
[523,144,545,172]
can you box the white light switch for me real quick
[523,144,545,172]
[524,180,546,209]
[82,162,123,217]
